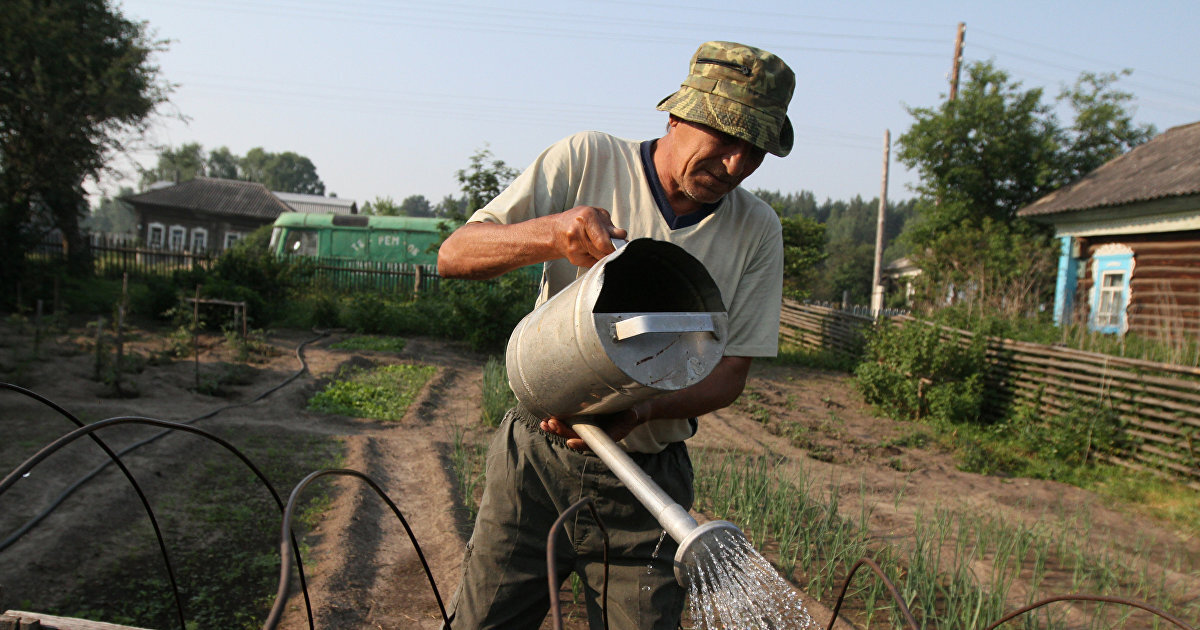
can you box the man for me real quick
[438,41,795,629]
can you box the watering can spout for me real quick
[567,421,745,587]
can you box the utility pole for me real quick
[870,129,890,318]
[949,21,966,101]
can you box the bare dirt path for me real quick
[1,324,1196,629]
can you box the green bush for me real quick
[197,225,308,327]
[308,290,341,328]
[128,274,183,320]
[853,319,987,425]
[440,273,537,351]
[341,292,395,333]
[926,373,985,427]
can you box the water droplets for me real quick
[684,529,815,629]
[647,530,667,576]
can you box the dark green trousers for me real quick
[444,405,693,629]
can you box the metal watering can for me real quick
[504,237,745,586]
[506,237,729,418]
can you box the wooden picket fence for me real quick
[778,299,1200,488]
[308,259,440,295]
[779,300,874,358]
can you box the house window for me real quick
[1089,244,1134,335]
[191,228,208,253]
[224,231,243,250]
[148,223,165,249]
[1095,272,1125,327]
[169,226,186,251]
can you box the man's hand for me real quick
[540,404,646,451]
[553,206,628,269]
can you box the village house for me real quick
[122,178,357,253]
[1017,121,1200,339]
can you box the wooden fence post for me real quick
[114,303,125,396]
[193,285,200,391]
[93,316,105,380]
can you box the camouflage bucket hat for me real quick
[656,41,796,157]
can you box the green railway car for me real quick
[269,212,444,266]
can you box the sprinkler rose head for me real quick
[673,519,745,587]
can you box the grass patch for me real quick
[767,342,859,372]
[329,335,408,353]
[480,356,515,427]
[55,430,344,629]
[449,424,488,532]
[1089,471,1200,539]
[308,363,436,421]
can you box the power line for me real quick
[146,0,946,57]
[588,0,947,30]
[967,44,1200,105]
[971,27,1200,91]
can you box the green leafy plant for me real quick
[439,273,538,351]
[853,319,987,425]
[308,363,436,421]
[330,335,408,353]
[225,327,277,363]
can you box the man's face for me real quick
[668,118,767,205]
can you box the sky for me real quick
[94,0,1200,209]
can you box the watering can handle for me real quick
[611,313,718,341]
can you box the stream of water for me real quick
[683,529,816,629]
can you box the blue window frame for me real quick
[1089,249,1133,334]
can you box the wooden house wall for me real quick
[134,204,275,252]
[1076,229,1200,337]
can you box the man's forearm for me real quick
[437,220,558,280]
[437,206,628,280]
[639,355,752,423]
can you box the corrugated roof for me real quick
[273,191,357,215]
[122,178,292,220]
[1017,121,1200,218]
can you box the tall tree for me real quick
[239,147,271,184]
[139,142,205,189]
[1058,70,1156,180]
[206,146,240,179]
[456,146,518,219]
[434,194,467,219]
[364,195,401,216]
[0,0,169,294]
[399,194,434,217]
[238,147,325,194]
[779,215,826,300]
[84,186,137,234]
[895,61,1153,317]
[753,189,818,220]
[899,61,1062,225]
[262,151,324,194]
